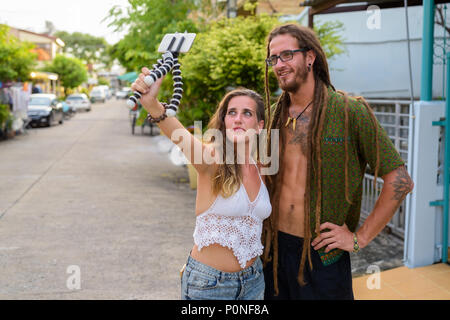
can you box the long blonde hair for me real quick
[206,88,265,198]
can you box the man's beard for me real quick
[278,63,308,93]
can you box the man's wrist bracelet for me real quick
[353,233,360,253]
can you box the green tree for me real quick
[54,31,112,70]
[97,77,110,86]
[0,24,37,82]
[105,0,197,72]
[313,21,346,61]
[0,104,12,132]
[104,1,345,129]
[43,55,88,96]
[175,17,345,128]
[174,14,281,127]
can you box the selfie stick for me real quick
[127,32,196,117]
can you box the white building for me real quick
[296,4,448,100]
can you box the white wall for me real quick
[405,101,447,267]
[312,5,448,100]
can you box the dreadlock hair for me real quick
[262,24,380,295]
[206,88,265,198]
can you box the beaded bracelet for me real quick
[146,103,169,123]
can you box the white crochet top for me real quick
[193,166,272,268]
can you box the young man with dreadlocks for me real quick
[261,24,414,300]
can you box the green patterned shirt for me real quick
[310,88,405,265]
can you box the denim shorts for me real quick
[180,255,265,300]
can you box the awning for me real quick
[299,0,448,15]
[30,71,58,81]
[117,72,138,82]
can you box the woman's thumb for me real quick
[148,76,164,96]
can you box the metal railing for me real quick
[360,99,413,239]
[361,174,406,238]
[368,99,411,163]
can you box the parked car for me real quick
[90,87,106,103]
[27,93,64,127]
[96,85,112,99]
[115,87,132,99]
[66,93,91,112]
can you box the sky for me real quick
[0,0,130,44]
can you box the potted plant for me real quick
[0,104,12,139]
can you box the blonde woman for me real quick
[131,68,272,300]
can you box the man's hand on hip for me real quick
[311,222,355,253]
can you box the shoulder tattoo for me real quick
[390,166,414,201]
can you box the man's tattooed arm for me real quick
[348,165,414,250]
[389,166,414,201]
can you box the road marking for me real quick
[0,247,20,251]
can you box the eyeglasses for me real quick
[265,48,309,66]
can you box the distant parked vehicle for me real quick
[66,93,91,112]
[96,85,112,99]
[90,87,106,103]
[60,101,74,118]
[27,93,64,127]
[115,87,132,100]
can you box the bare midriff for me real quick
[190,244,257,272]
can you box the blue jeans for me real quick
[180,255,265,300]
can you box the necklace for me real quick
[285,101,313,130]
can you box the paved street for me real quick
[0,99,196,299]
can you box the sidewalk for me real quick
[353,263,450,299]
